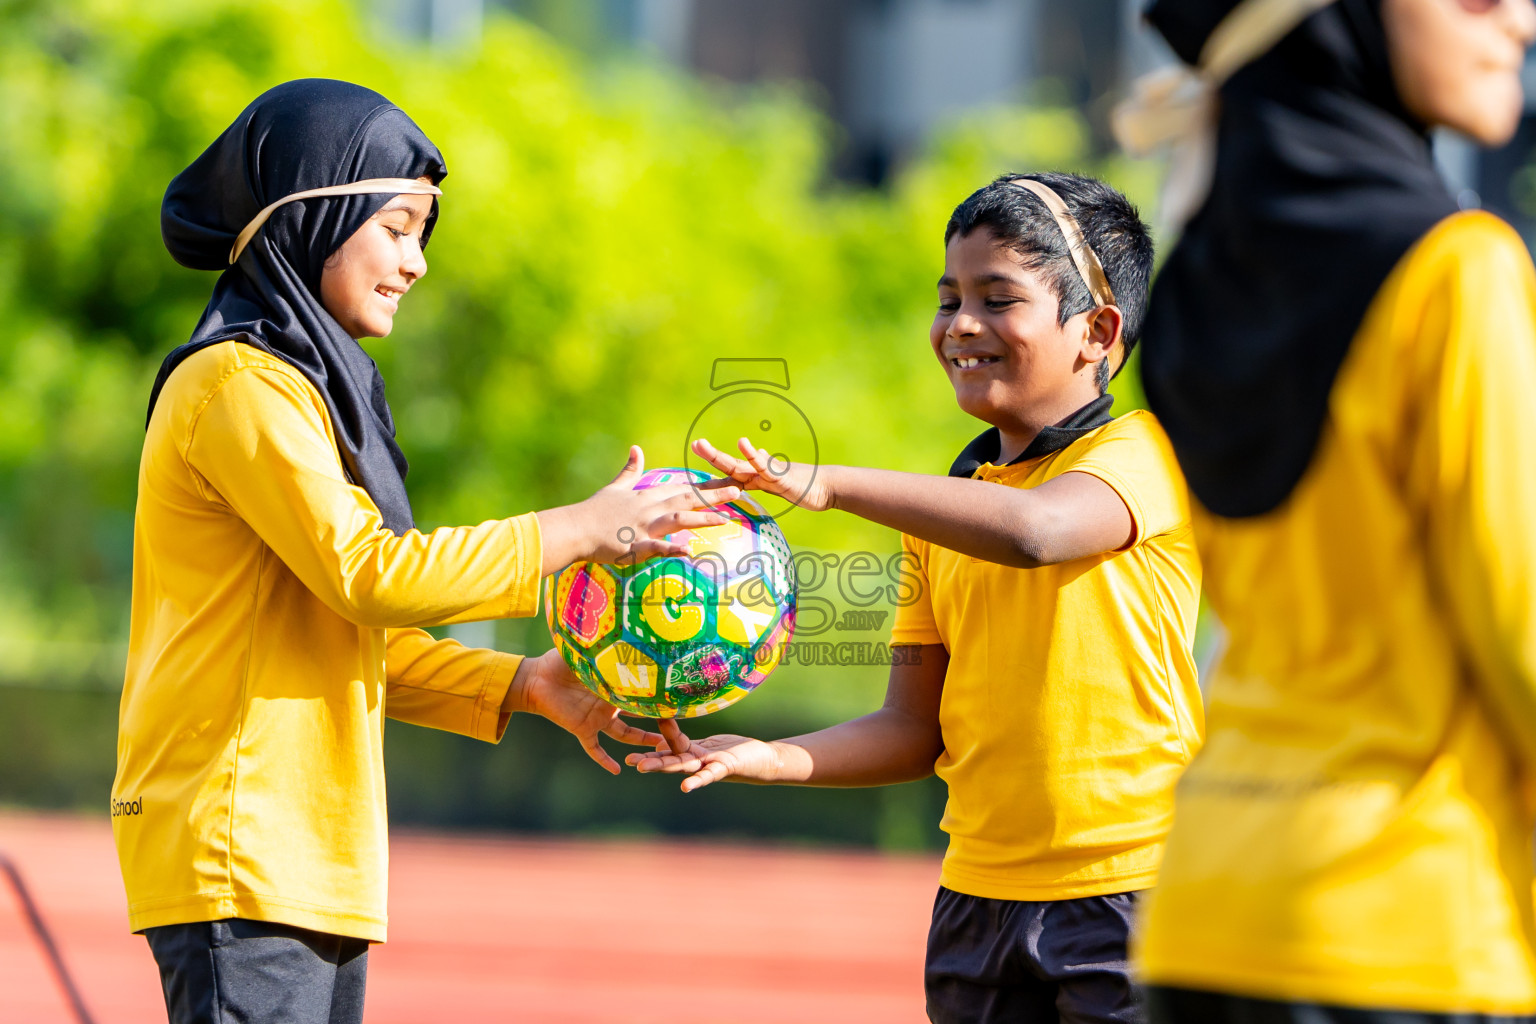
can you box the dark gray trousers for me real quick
[925,887,1144,1024]
[144,918,368,1024]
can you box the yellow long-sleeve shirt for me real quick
[1136,212,1536,1010]
[112,340,543,942]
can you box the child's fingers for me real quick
[603,718,664,747]
[697,474,745,494]
[637,510,712,540]
[608,445,644,485]
[692,438,751,479]
[652,480,741,504]
[635,482,714,508]
[659,486,742,512]
[625,539,689,562]
[737,436,766,463]
[736,439,788,483]
[690,437,729,467]
[627,751,705,773]
[645,510,731,538]
[652,753,707,773]
[579,733,622,775]
[679,760,732,793]
[659,718,691,756]
[738,439,777,477]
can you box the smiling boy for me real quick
[635,173,1202,1024]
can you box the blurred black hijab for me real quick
[1140,0,1457,517]
[151,79,447,535]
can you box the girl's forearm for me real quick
[535,504,593,576]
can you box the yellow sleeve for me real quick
[184,363,543,629]
[1057,412,1191,549]
[889,533,943,646]
[1410,217,1536,768]
[384,628,519,742]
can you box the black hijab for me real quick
[1140,0,1457,517]
[151,79,447,535]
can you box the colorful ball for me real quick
[544,468,797,718]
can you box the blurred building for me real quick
[388,0,1536,240]
[389,0,1134,182]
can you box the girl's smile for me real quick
[319,178,434,339]
[374,283,406,306]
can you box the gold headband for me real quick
[1007,179,1116,309]
[228,177,443,265]
[1006,178,1124,373]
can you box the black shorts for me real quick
[925,885,1143,1024]
[1145,986,1536,1024]
[144,918,368,1024]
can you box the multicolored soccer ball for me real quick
[544,468,797,718]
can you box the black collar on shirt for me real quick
[947,394,1115,478]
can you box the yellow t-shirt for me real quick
[891,410,1203,900]
[1136,212,1536,1012]
[113,340,543,942]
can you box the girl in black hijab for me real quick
[114,79,719,1024]
[1124,0,1536,1020]
[154,78,444,533]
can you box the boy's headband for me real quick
[228,177,443,265]
[1006,179,1116,310]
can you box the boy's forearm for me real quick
[763,707,942,787]
[825,465,1047,567]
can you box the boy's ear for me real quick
[1081,305,1125,370]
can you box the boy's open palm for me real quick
[625,728,782,792]
[692,437,832,512]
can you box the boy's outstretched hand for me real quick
[625,723,785,792]
[510,650,679,774]
[692,437,833,513]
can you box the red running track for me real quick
[0,811,939,1023]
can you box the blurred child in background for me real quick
[1125,0,1536,1018]
[637,172,1201,1024]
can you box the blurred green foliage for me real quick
[0,0,1156,846]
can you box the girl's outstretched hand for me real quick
[691,437,833,513]
[538,446,741,573]
[626,721,785,792]
[514,650,670,774]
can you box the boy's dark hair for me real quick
[943,172,1154,392]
